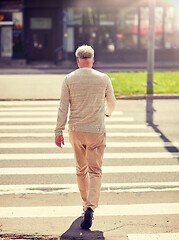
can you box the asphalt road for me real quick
[0,99,179,240]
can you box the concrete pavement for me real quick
[0,74,64,100]
[0,73,179,100]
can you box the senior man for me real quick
[55,45,116,229]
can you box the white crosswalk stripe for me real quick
[1,165,179,175]
[1,152,179,160]
[0,124,147,129]
[128,233,179,240]
[0,100,178,238]
[0,107,59,111]
[0,110,123,116]
[0,132,161,137]
[0,101,60,105]
[0,203,179,218]
[0,111,122,116]
[1,182,179,195]
[0,141,178,148]
[0,116,134,122]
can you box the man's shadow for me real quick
[60,216,105,240]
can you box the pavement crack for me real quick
[104,225,124,232]
[104,221,179,233]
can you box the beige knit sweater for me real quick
[55,68,116,136]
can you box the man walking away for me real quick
[55,45,116,229]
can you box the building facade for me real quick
[0,0,179,63]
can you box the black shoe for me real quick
[80,207,94,229]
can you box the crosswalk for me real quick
[0,100,179,239]
[1,203,179,218]
[128,233,179,240]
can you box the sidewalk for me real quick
[0,61,179,100]
[0,73,179,100]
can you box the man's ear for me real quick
[77,57,80,63]
[92,57,94,63]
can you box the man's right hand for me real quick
[55,135,64,148]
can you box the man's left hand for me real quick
[55,135,64,148]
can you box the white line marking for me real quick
[0,132,160,137]
[0,152,178,160]
[0,118,58,123]
[0,203,179,218]
[0,107,59,111]
[102,123,145,128]
[0,125,57,130]
[0,182,179,195]
[0,110,123,116]
[0,117,134,122]
[0,165,179,175]
[0,101,60,105]
[1,188,179,195]
[0,142,178,149]
[0,124,146,129]
[106,132,160,137]
[128,233,179,240]
[0,112,59,116]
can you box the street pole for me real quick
[147,0,156,94]
[146,0,156,125]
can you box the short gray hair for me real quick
[75,45,94,59]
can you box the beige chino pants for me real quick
[69,131,106,211]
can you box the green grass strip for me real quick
[107,72,179,96]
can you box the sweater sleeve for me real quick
[105,75,116,115]
[55,78,70,136]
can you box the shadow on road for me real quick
[60,216,105,240]
[146,97,179,160]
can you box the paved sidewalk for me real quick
[0,61,178,100]
[0,74,64,100]
[0,73,179,100]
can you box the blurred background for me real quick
[0,0,178,66]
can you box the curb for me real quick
[0,94,179,101]
[0,235,59,240]
[116,94,179,100]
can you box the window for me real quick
[84,8,98,25]
[13,12,23,29]
[63,6,179,54]
[99,9,115,26]
[66,8,82,25]
[116,8,138,49]
[98,27,115,52]
[12,12,24,55]
[155,7,163,49]
[1,27,12,57]
[140,7,149,48]
[140,7,164,49]
[164,7,179,49]
[84,27,98,49]
[30,18,52,29]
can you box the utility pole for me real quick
[147,0,156,94]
